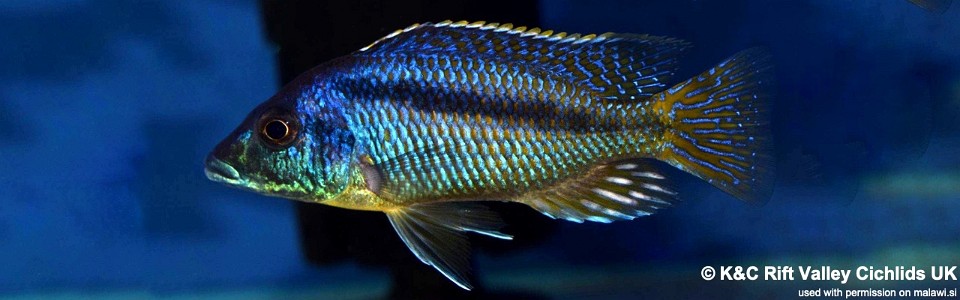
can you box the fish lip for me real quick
[205,156,242,185]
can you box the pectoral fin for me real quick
[385,202,512,290]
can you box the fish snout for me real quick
[205,154,242,185]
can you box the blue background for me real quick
[1,0,958,298]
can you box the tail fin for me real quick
[652,48,774,203]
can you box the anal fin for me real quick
[385,202,512,290]
[519,158,678,223]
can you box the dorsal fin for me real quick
[357,20,690,100]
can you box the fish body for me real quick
[205,20,773,289]
[327,40,670,209]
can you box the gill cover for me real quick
[206,86,357,203]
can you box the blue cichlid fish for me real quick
[205,20,773,289]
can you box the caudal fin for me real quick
[652,48,774,203]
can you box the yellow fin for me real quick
[519,159,678,223]
[652,48,774,204]
[386,202,511,290]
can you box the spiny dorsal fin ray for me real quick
[357,20,690,100]
[519,158,678,223]
[386,202,512,290]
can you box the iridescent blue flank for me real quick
[207,20,772,292]
[276,22,704,205]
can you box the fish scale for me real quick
[327,51,662,203]
[206,20,772,290]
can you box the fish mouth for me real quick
[205,155,242,185]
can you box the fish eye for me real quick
[257,109,299,148]
[263,120,289,141]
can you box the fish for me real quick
[205,20,774,290]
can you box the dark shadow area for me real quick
[911,60,960,134]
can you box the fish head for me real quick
[205,89,356,202]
